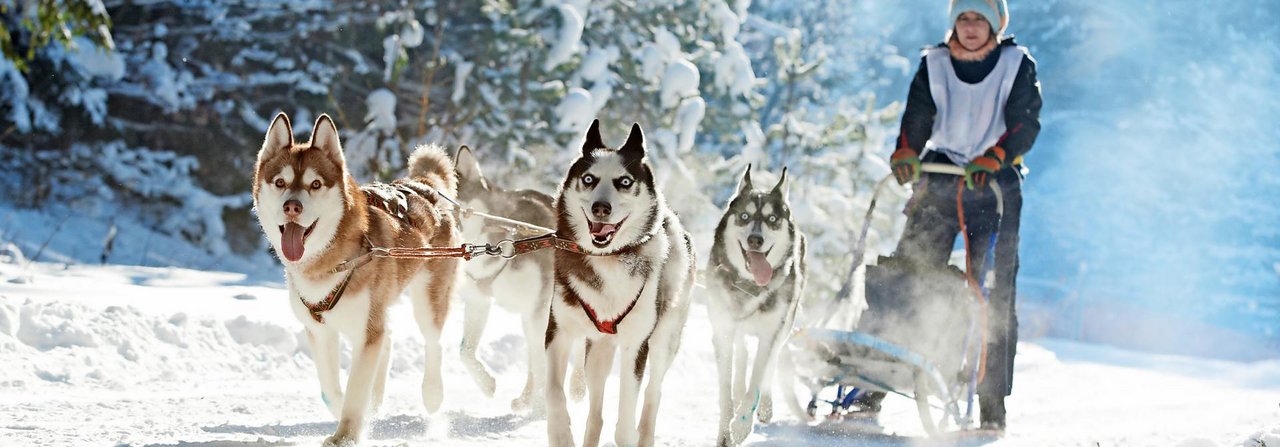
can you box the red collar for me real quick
[575,283,645,335]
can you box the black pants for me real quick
[895,163,1021,397]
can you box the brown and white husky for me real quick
[252,112,461,446]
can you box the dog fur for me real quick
[453,146,585,411]
[543,120,696,447]
[706,166,808,445]
[252,112,461,446]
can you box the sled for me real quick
[787,163,1005,437]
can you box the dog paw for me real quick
[322,433,358,447]
[729,412,755,444]
[547,427,575,447]
[756,394,773,424]
[464,363,497,398]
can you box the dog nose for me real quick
[283,199,304,218]
[747,234,764,250]
[591,201,611,219]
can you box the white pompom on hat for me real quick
[949,0,1009,36]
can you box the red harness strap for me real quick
[575,283,645,335]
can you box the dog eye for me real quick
[582,174,596,185]
[739,212,750,221]
[274,178,286,188]
[768,215,777,223]
[618,177,633,188]
[310,180,322,190]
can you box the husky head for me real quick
[252,112,353,265]
[453,145,504,244]
[717,165,795,287]
[557,119,660,254]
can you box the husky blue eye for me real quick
[618,177,633,188]
[768,215,777,223]
[740,212,750,221]
[582,174,596,185]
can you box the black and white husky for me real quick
[544,120,696,447]
[707,166,807,445]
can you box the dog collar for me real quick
[575,282,645,335]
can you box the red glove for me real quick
[890,148,921,185]
[964,146,1006,190]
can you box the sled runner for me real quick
[788,163,1004,437]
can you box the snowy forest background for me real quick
[1,0,1277,363]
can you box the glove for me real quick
[890,148,922,185]
[964,146,1006,191]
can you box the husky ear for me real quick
[582,119,604,155]
[619,122,645,158]
[259,112,293,160]
[771,166,789,197]
[309,114,344,159]
[454,145,487,190]
[735,163,754,195]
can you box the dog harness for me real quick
[575,282,645,335]
[294,268,355,324]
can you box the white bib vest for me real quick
[922,45,1027,165]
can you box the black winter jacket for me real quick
[895,38,1042,167]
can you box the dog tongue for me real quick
[282,222,306,262]
[745,251,773,286]
[589,221,617,238]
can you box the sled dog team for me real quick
[253,113,807,447]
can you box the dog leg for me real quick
[710,315,736,446]
[582,338,616,447]
[730,326,785,444]
[756,358,775,424]
[638,330,681,447]
[614,342,646,447]
[513,303,550,413]
[544,315,576,447]
[569,340,588,401]
[461,292,497,398]
[370,336,392,416]
[306,328,345,419]
[775,346,811,422]
[324,332,384,447]
[732,335,748,404]
[412,290,447,413]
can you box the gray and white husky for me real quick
[544,120,696,447]
[707,166,808,445]
[453,146,584,411]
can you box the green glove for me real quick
[964,146,1006,190]
[890,148,922,185]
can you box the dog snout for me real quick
[283,199,304,219]
[591,201,612,219]
[747,234,764,250]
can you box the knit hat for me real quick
[949,0,1009,36]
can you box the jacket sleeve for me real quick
[895,56,936,151]
[1000,54,1042,161]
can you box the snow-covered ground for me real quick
[2,254,1279,447]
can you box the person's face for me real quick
[955,11,993,51]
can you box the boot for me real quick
[979,394,1006,430]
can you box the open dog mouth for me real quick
[278,219,317,262]
[585,213,628,247]
[739,243,774,287]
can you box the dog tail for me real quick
[408,143,458,197]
